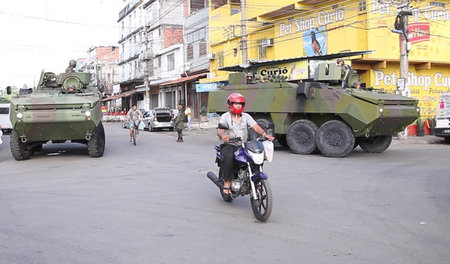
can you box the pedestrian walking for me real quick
[173,104,186,142]
[184,105,192,130]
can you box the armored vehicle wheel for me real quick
[316,120,355,158]
[10,130,31,161]
[276,135,288,147]
[31,143,43,155]
[286,119,318,154]
[358,135,392,153]
[88,123,105,157]
[249,119,272,141]
[444,137,450,144]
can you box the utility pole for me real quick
[241,0,248,66]
[143,26,150,111]
[393,2,413,97]
[390,0,413,138]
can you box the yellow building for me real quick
[203,0,450,122]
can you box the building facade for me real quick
[203,0,450,126]
[118,0,145,111]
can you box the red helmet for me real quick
[227,92,245,115]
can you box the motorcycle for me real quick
[207,125,274,222]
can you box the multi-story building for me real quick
[83,46,120,112]
[140,0,185,110]
[118,0,145,111]
[158,0,210,118]
[182,0,210,118]
[202,0,450,132]
[82,46,120,96]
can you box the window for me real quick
[193,30,199,42]
[359,1,366,12]
[190,0,207,13]
[217,51,224,68]
[212,0,227,9]
[258,40,267,59]
[148,59,154,77]
[187,44,194,60]
[199,40,207,56]
[167,54,175,71]
[186,27,207,44]
[199,27,206,39]
[231,7,240,16]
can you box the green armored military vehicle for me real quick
[208,57,419,158]
[9,60,105,160]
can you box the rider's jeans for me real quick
[220,144,239,182]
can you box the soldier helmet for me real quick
[227,92,245,115]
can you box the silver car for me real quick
[144,107,174,131]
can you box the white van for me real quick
[433,92,450,143]
[0,102,13,133]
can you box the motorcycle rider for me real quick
[217,92,274,195]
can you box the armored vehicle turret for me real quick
[208,59,419,158]
[9,60,105,160]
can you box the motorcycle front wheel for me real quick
[250,179,273,222]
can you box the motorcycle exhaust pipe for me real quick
[207,171,223,189]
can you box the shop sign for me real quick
[372,2,450,23]
[408,22,430,44]
[196,83,218,93]
[257,61,308,80]
[279,9,345,36]
[374,70,450,117]
[374,70,450,91]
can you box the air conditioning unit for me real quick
[261,38,274,47]
[207,53,216,60]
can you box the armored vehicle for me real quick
[208,59,419,158]
[9,61,105,160]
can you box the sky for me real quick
[0,0,125,89]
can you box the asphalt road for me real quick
[1,123,449,264]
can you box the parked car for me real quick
[144,107,174,131]
[0,102,13,133]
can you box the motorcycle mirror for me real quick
[6,86,12,95]
[218,122,229,130]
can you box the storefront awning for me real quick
[102,89,137,102]
[159,72,207,86]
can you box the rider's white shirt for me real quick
[219,112,257,145]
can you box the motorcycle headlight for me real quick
[249,152,264,165]
[17,112,23,119]
[85,111,91,117]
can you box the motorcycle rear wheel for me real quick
[250,179,272,222]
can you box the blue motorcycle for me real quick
[207,134,274,222]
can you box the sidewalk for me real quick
[187,118,219,131]
[392,134,444,145]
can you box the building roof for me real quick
[219,50,374,72]
[159,72,207,86]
